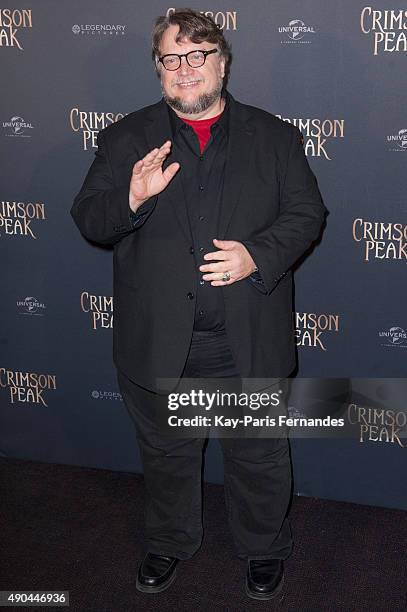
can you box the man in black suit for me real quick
[71,8,327,600]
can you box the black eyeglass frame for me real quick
[157,48,219,71]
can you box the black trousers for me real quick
[117,329,293,561]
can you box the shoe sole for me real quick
[245,573,285,600]
[136,568,177,594]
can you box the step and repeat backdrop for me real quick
[1,1,406,509]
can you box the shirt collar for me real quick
[167,89,230,138]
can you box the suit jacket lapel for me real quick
[217,94,254,239]
[144,99,192,244]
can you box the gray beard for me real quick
[162,80,223,115]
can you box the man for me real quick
[71,8,327,600]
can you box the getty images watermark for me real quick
[150,378,380,439]
[150,378,407,441]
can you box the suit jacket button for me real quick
[189,246,194,254]
[187,292,194,300]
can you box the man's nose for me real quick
[178,55,194,74]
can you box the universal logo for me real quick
[276,116,344,160]
[279,19,316,44]
[378,327,407,348]
[295,312,340,351]
[0,200,46,239]
[69,108,125,150]
[72,24,126,36]
[166,8,237,31]
[91,390,122,401]
[352,218,407,261]
[0,368,56,406]
[17,297,46,316]
[348,402,406,446]
[81,291,113,330]
[360,6,407,55]
[0,8,32,50]
[386,128,407,152]
[2,116,34,137]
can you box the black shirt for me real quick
[166,93,229,331]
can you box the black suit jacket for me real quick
[71,92,327,393]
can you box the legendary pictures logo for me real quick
[378,327,407,348]
[16,297,46,316]
[276,116,344,160]
[360,6,407,55]
[0,200,46,238]
[295,312,340,351]
[0,8,32,50]
[387,128,407,152]
[166,7,237,30]
[81,292,113,330]
[352,218,407,261]
[278,19,316,44]
[2,116,34,137]
[348,403,406,446]
[0,368,56,406]
[72,24,126,36]
[69,108,125,150]
[91,390,122,401]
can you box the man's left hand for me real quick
[199,238,257,286]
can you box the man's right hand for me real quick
[129,140,180,212]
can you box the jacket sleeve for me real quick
[70,130,157,246]
[248,269,268,294]
[240,125,327,295]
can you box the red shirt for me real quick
[178,112,223,153]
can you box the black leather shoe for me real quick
[136,552,179,593]
[245,558,284,600]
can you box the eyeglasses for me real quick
[157,48,218,71]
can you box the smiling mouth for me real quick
[176,80,202,88]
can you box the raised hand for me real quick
[129,140,180,212]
